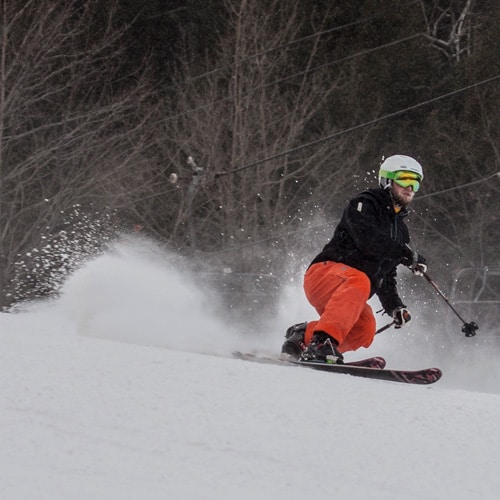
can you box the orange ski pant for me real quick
[303,261,376,353]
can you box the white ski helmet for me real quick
[379,155,423,190]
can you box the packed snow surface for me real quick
[1,240,499,499]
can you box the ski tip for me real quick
[408,367,443,385]
[427,367,443,383]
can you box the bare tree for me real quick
[410,82,500,278]
[420,0,475,62]
[155,0,374,277]
[0,0,156,306]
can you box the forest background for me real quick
[0,0,498,335]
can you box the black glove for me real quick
[392,307,411,328]
[401,245,427,276]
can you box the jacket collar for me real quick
[363,188,409,217]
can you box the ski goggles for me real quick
[381,170,422,192]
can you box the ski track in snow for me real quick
[1,239,499,500]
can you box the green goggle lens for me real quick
[380,169,421,192]
[393,177,420,192]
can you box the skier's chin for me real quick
[392,192,413,207]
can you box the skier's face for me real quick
[391,181,415,207]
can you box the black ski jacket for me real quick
[310,188,410,315]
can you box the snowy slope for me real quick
[1,240,499,500]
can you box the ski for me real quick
[232,351,386,369]
[232,352,441,385]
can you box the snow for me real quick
[1,240,500,500]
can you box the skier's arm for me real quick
[377,268,406,316]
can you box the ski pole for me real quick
[375,321,394,334]
[422,271,478,337]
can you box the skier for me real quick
[282,154,428,363]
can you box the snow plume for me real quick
[54,236,265,356]
[9,204,117,306]
[11,234,500,393]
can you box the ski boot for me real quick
[300,331,344,364]
[280,322,307,361]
